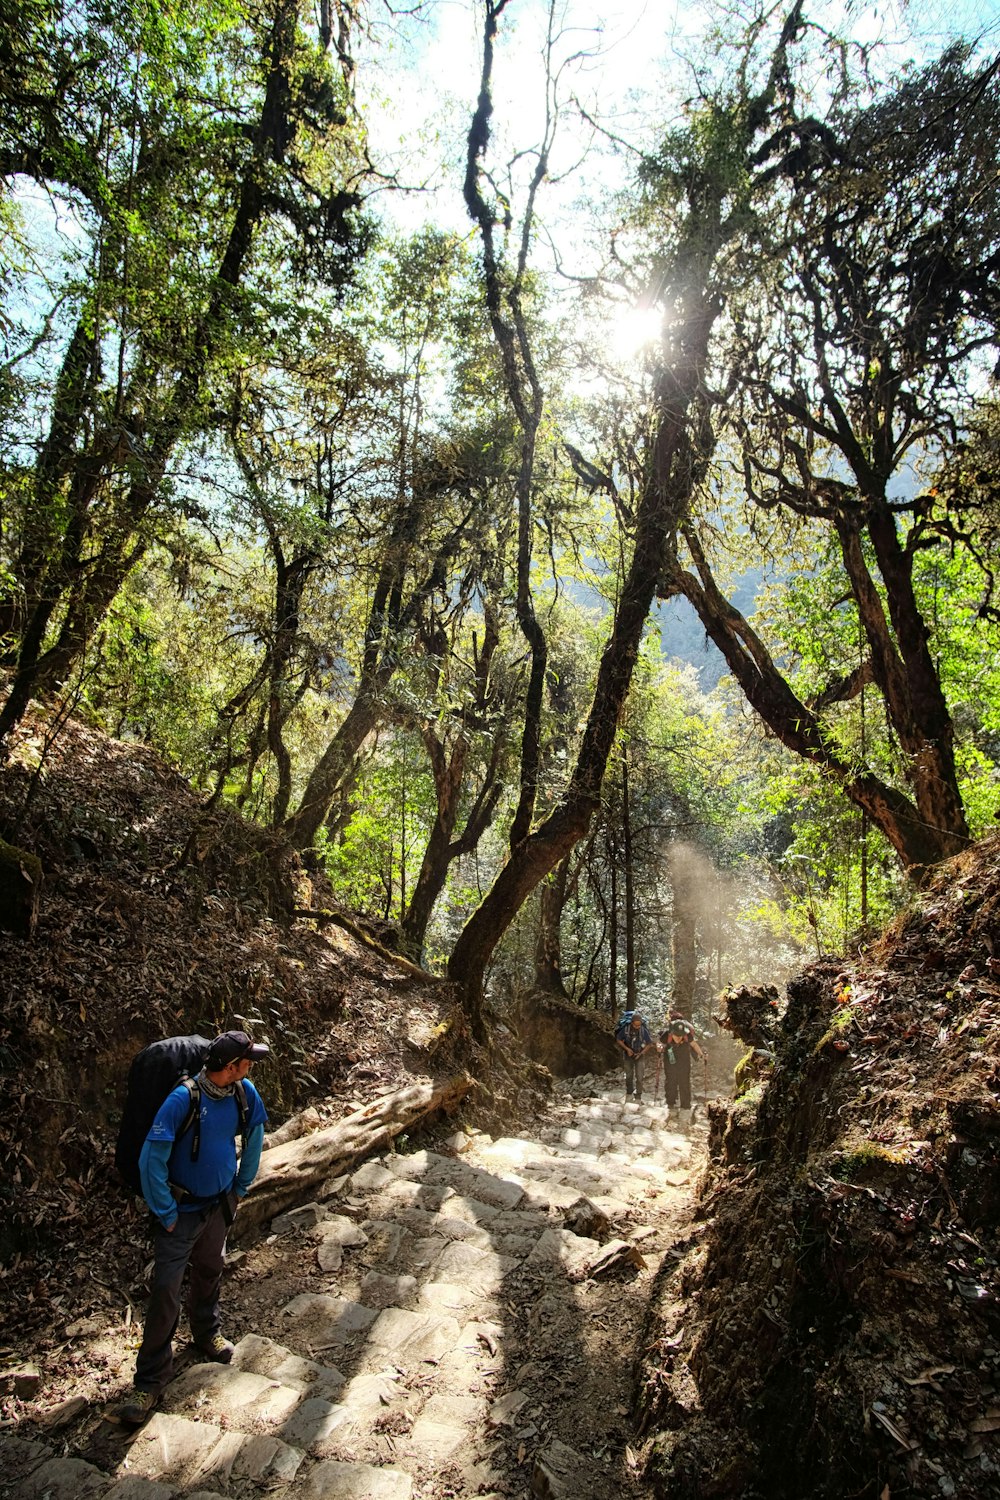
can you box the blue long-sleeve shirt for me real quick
[139,1081,267,1227]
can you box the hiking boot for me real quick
[196,1332,234,1364]
[116,1387,159,1427]
[679,1108,692,1130]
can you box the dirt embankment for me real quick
[640,839,1000,1499]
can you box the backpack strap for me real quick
[234,1079,250,1148]
[177,1077,202,1161]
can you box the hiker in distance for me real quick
[615,1010,654,1102]
[117,1031,269,1428]
[659,1011,707,1129]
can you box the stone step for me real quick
[296,1458,413,1499]
[230,1332,346,1399]
[163,1362,303,1430]
[10,1454,110,1500]
[125,1410,305,1490]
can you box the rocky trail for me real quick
[0,1071,708,1500]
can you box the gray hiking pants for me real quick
[135,1197,232,1392]
[623,1053,645,1097]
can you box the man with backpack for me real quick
[615,1010,654,1102]
[658,1011,707,1128]
[116,1030,269,1428]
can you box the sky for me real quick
[356,0,1000,260]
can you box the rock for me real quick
[359,1269,419,1308]
[104,1478,178,1500]
[562,1195,611,1240]
[585,1238,647,1276]
[313,1214,369,1272]
[530,1438,592,1499]
[0,1435,49,1474]
[10,1456,106,1500]
[279,1397,352,1451]
[488,1389,529,1426]
[526,1227,601,1276]
[36,1395,89,1429]
[365,1306,462,1364]
[271,1202,325,1235]
[229,1333,345,1399]
[317,1239,343,1272]
[64,1316,103,1339]
[230,1434,305,1483]
[509,993,619,1078]
[280,1294,379,1350]
[319,1172,350,1200]
[116,1413,223,1488]
[1,1363,42,1399]
[350,1161,395,1192]
[358,1218,409,1263]
[383,1149,451,1180]
[163,1364,301,1429]
[337,1370,406,1424]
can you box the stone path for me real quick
[1,1072,707,1500]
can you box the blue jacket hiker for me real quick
[117,1030,269,1428]
[615,1010,654,1102]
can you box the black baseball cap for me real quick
[206,1030,270,1069]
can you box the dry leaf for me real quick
[902,1365,955,1389]
[871,1408,917,1450]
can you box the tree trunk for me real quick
[837,505,969,859]
[608,822,619,1016]
[622,753,637,1011]
[399,731,466,961]
[534,856,570,996]
[463,0,548,854]
[286,684,384,850]
[671,525,967,874]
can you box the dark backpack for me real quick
[115,1034,249,1195]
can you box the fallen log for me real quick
[264,1105,323,1150]
[233,1072,474,1241]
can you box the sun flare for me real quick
[610,304,663,360]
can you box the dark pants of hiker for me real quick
[623,1054,645,1098]
[135,1199,229,1392]
[664,1058,692,1109]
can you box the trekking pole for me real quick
[653,1047,662,1105]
